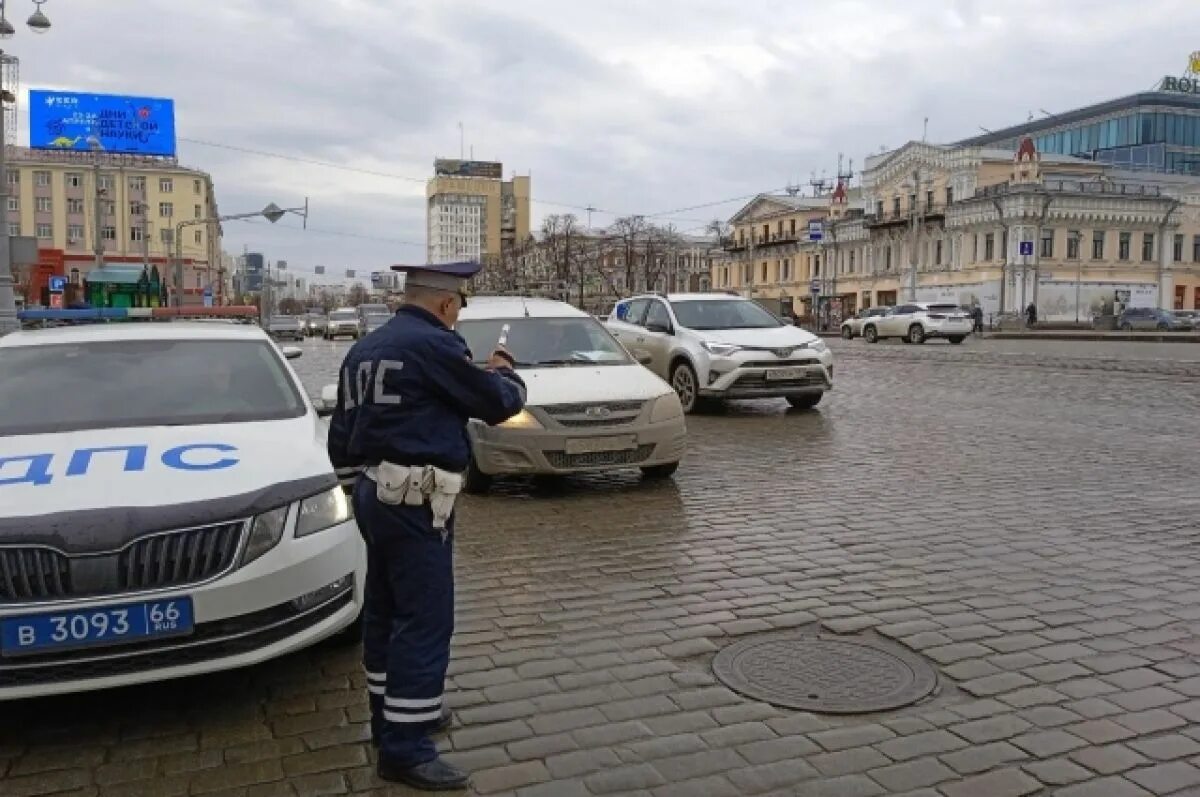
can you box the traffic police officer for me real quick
[327,261,525,791]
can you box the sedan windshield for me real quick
[0,339,306,436]
[456,317,632,367]
[670,299,782,330]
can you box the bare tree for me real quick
[706,219,732,249]
[610,215,647,295]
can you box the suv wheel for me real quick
[948,336,965,345]
[863,325,879,343]
[908,324,926,344]
[670,361,699,413]
[463,458,493,494]
[841,326,853,339]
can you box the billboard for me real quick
[434,159,502,179]
[244,253,264,293]
[29,90,176,157]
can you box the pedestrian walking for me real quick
[327,261,526,791]
[972,304,983,334]
[1026,302,1038,327]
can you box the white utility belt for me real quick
[363,462,463,530]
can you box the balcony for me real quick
[976,180,1163,198]
[864,204,949,228]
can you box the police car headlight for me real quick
[499,409,543,430]
[295,486,352,537]
[650,392,683,423]
[242,505,288,566]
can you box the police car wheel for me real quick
[641,462,679,480]
[464,459,493,494]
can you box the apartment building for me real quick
[426,159,530,265]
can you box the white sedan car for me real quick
[0,322,365,700]
[452,297,687,492]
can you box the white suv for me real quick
[606,293,833,412]
[861,302,973,345]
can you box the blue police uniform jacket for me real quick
[327,305,526,472]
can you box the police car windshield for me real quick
[457,317,632,367]
[670,299,782,330]
[0,339,307,436]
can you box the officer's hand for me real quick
[488,347,516,369]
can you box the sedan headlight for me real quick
[804,338,828,354]
[242,505,288,566]
[702,340,741,356]
[296,486,353,538]
[650,392,683,423]
[499,409,544,430]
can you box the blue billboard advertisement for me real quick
[29,90,176,156]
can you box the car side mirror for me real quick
[636,351,653,366]
[282,346,303,360]
[645,321,672,335]
[316,383,338,417]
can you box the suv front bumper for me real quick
[700,357,833,401]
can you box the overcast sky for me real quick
[15,0,1200,282]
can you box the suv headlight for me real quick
[243,505,288,565]
[803,339,828,354]
[650,392,683,423]
[499,409,544,430]
[296,485,353,538]
[702,340,741,356]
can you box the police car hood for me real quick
[520,363,672,405]
[0,417,337,554]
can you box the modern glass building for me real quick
[956,91,1200,175]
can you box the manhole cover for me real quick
[711,632,938,714]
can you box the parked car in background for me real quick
[356,304,390,333]
[266,315,305,342]
[607,293,833,412]
[323,308,360,340]
[361,313,391,337]
[451,297,687,493]
[0,323,365,700]
[841,307,892,339]
[1119,307,1194,331]
[862,302,973,344]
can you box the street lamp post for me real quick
[172,201,307,308]
[0,0,53,335]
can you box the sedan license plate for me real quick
[564,435,637,455]
[0,598,194,657]
[765,366,808,381]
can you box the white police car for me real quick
[0,322,365,700]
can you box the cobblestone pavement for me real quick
[4,337,1200,797]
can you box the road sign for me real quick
[810,279,821,294]
[48,276,66,293]
[202,287,213,308]
[49,293,63,309]
[1019,241,1034,256]
[808,220,824,242]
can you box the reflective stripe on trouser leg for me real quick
[355,477,394,745]
[369,496,455,767]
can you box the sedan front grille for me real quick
[545,444,655,469]
[119,522,245,591]
[542,400,647,429]
[0,548,72,603]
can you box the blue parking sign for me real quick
[1019,241,1034,256]
[48,276,66,293]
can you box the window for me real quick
[130,227,144,243]
[1067,230,1081,260]
[65,172,82,188]
[789,219,796,235]
[35,196,52,212]
[760,262,767,282]
[1039,228,1054,258]
[945,186,954,205]
[159,202,173,218]
[1174,234,1184,262]
[129,200,144,215]
[1194,235,1200,263]
[849,251,856,273]
[885,246,893,271]
[1093,231,1105,259]
[1119,232,1131,260]
[1142,233,1154,262]
[194,230,202,245]
[193,179,202,194]
[622,298,651,325]
[98,175,113,191]
[159,178,174,193]
[875,200,883,217]
[66,198,84,214]
[36,223,52,239]
[103,200,116,216]
[34,170,51,187]
[160,229,174,245]
[782,259,791,281]
[925,190,934,211]
[101,226,117,241]
[645,301,672,331]
[7,170,18,186]
[129,176,146,191]
[908,193,916,213]
[984,233,994,261]
[7,223,18,236]
[67,224,84,241]
[892,197,900,217]
[5,196,16,212]
[194,204,202,219]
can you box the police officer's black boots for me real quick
[378,755,470,791]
